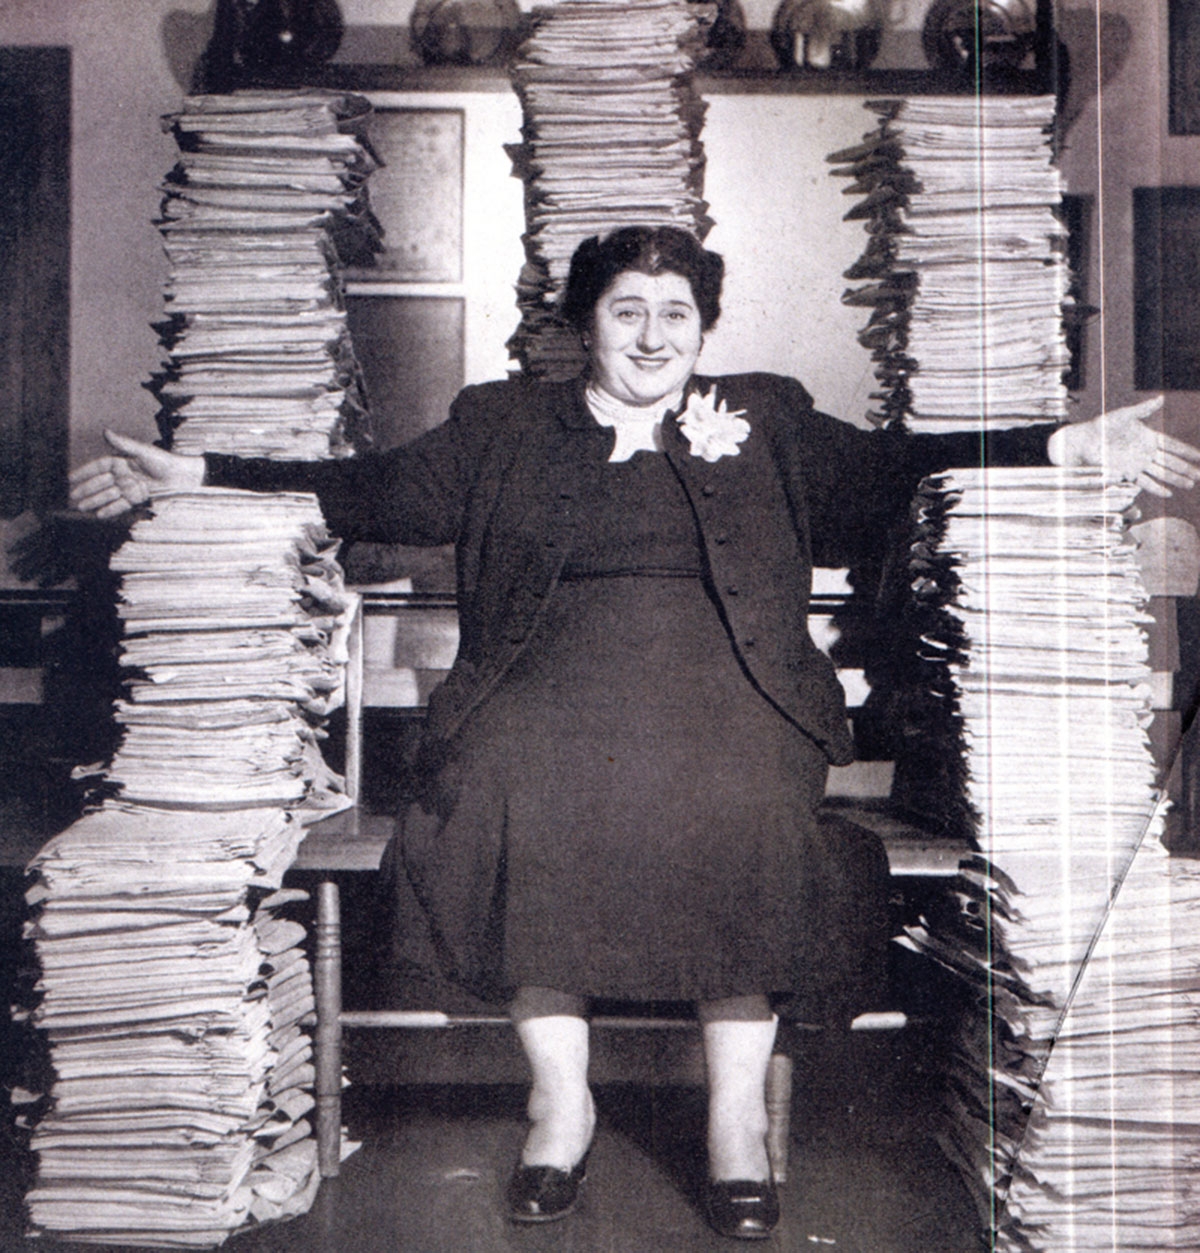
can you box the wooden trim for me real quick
[1170,0,1200,135]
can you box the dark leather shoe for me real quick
[506,1151,589,1223]
[703,1178,780,1240]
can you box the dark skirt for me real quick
[386,570,890,1021]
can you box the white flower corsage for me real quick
[676,388,750,462]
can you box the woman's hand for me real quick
[1047,396,1200,498]
[68,431,206,520]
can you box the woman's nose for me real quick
[637,318,665,351]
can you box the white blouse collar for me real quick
[584,382,685,462]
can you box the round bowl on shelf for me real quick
[410,0,522,67]
[921,0,1040,76]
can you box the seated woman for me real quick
[70,226,1199,1240]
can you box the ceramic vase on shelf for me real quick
[769,0,886,72]
[409,0,522,67]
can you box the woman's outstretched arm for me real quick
[68,382,505,545]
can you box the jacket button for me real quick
[726,585,739,596]
[545,537,557,548]
[742,637,756,648]
[701,484,715,497]
[714,533,729,545]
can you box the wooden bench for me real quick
[304,519,1200,1178]
[303,576,976,1179]
[302,801,970,1179]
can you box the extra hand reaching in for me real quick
[68,431,206,520]
[1047,396,1200,498]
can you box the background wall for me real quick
[0,0,1194,538]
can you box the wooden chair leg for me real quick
[765,1051,793,1183]
[314,879,343,1178]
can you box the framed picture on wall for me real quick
[1169,0,1200,135]
[347,107,464,281]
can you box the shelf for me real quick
[316,59,1054,99]
[695,66,1054,97]
[317,63,513,94]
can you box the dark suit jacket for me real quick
[207,371,1055,764]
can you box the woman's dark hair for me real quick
[560,226,724,333]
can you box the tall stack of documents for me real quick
[154,90,378,459]
[508,0,714,378]
[23,91,372,1245]
[897,466,1179,1250]
[24,806,319,1246]
[829,96,1071,432]
[1001,820,1200,1250]
[105,490,351,808]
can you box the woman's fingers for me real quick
[68,442,152,518]
[69,475,139,518]
[1137,469,1187,496]
[67,459,128,507]
[68,470,123,512]
[1136,473,1173,499]
[1158,430,1200,465]
[94,496,143,521]
[1154,449,1200,483]
[68,455,120,487]
[1152,465,1197,491]
[1093,397,1200,495]
[1132,439,1200,493]
[71,481,125,512]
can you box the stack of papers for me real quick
[1001,818,1200,1250]
[508,0,714,378]
[155,90,380,458]
[829,96,1071,431]
[23,89,374,1246]
[22,806,319,1246]
[106,490,353,809]
[897,467,1168,1249]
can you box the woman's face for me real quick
[587,270,703,406]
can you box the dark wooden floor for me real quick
[2,1032,985,1253]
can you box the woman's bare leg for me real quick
[699,994,777,1181]
[510,986,595,1169]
